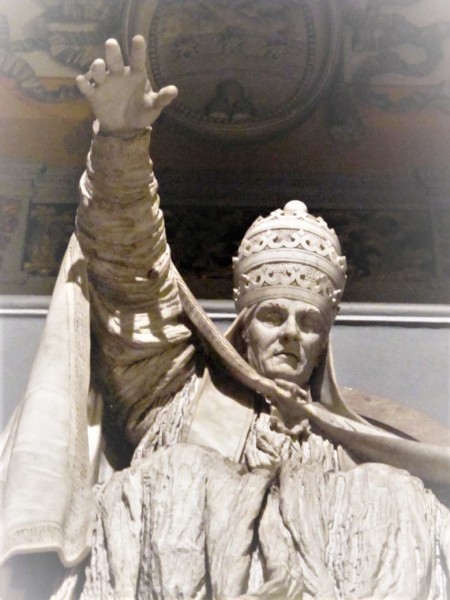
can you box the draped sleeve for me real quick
[76,124,196,452]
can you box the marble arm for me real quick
[76,129,195,454]
[73,37,196,454]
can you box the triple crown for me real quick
[233,201,347,326]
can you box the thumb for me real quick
[153,85,178,110]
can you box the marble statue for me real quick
[1,36,450,600]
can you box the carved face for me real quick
[243,299,328,387]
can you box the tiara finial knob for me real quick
[284,200,308,214]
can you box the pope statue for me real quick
[1,36,450,600]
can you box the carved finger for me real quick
[151,85,178,110]
[274,378,307,401]
[247,449,273,469]
[105,38,125,74]
[90,58,107,85]
[246,449,260,470]
[75,74,95,97]
[129,35,147,73]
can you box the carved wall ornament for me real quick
[343,0,450,113]
[0,188,442,301]
[0,1,125,103]
[123,0,341,141]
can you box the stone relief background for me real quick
[0,0,449,301]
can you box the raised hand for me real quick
[76,35,178,132]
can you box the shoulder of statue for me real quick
[341,387,450,447]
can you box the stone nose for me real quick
[280,314,301,341]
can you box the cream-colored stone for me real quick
[1,35,450,600]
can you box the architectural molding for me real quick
[1,296,450,327]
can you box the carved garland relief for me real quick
[123,0,340,141]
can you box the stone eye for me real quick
[259,308,284,326]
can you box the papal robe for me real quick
[1,127,450,599]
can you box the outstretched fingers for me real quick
[77,36,177,128]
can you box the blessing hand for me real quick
[76,35,178,132]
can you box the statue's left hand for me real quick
[76,35,178,132]
[267,378,310,429]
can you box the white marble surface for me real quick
[1,297,449,429]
